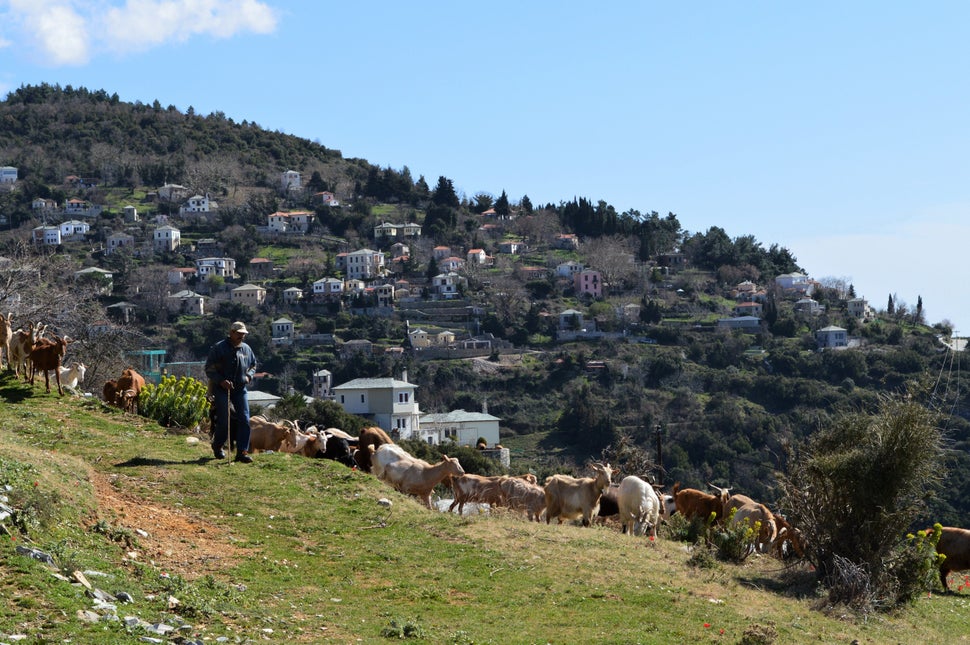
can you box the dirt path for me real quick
[91,471,249,579]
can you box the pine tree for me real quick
[887,293,895,315]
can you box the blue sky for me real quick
[2,1,969,333]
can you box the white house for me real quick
[180,194,217,215]
[420,408,501,447]
[312,368,333,399]
[32,225,61,246]
[272,317,295,339]
[775,272,814,296]
[123,205,139,222]
[432,272,465,299]
[313,277,344,299]
[167,290,206,315]
[268,211,312,234]
[848,297,874,321]
[196,257,236,281]
[153,225,181,252]
[816,325,848,349]
[59,219,90,239]
[314,191,340,206]
[281,170,301,192]
[0,166,17,183]
[337,249,386,280]
[557,261,585,278]
[333,372,422,440]
[282,287,304,305]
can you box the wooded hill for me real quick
[0,83,968,526]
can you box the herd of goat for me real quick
[3,313,970,590]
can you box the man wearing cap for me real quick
[205,321,258,463]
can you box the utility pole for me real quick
[655,423,664,485]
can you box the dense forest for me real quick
[1,83,968,526]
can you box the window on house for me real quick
[339,395,345,404]
[360,394,365,403]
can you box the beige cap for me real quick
[230,321,249,334]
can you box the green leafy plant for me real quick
[138,375,210,429]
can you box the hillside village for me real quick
[0,85,966,525]
[2,162,888,441]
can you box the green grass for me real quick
[0,372,968,643]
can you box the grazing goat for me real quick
[718,488,778,552]
[354,426,394,472]
[544,463,613,527]
[249,416,317,454]
[616,475,663,538]
[672,482,729,524]
[371,444,465,509]
[770,515,806,560]
[728,502,778,553]
[305,427,357,466]
[103,379,119,404]
[932,526,970,592]
[447,473,507,515]
[29,335,70,395]
[0,312,11,370]
[499,476,546,522]
[113,368,146,412]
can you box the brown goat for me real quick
[353,426,394,472]
[28,335,70,395]
[672,482,729,524]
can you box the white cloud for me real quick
[102,0,278,53]
[5,0,278,65]
[9,0,91,65]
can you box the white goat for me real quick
[58,362,87,390]
[616,475,663,538]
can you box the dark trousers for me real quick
[211,386,251,454]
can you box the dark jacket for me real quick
[204,337,257,389]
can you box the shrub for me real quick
[137,375,210,429]
[779,395,946,611]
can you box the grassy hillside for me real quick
[1,374,968,644]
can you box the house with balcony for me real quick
[432,272,465,299]
[333,372,423,441]
[282,287,304,305]
[717,316,762,331]
[196,257,236,281]
[848,297,874,321]
[179,194,217,215]
[337,248,386,280]
[268,210,312,234]
[153,225,181,252]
